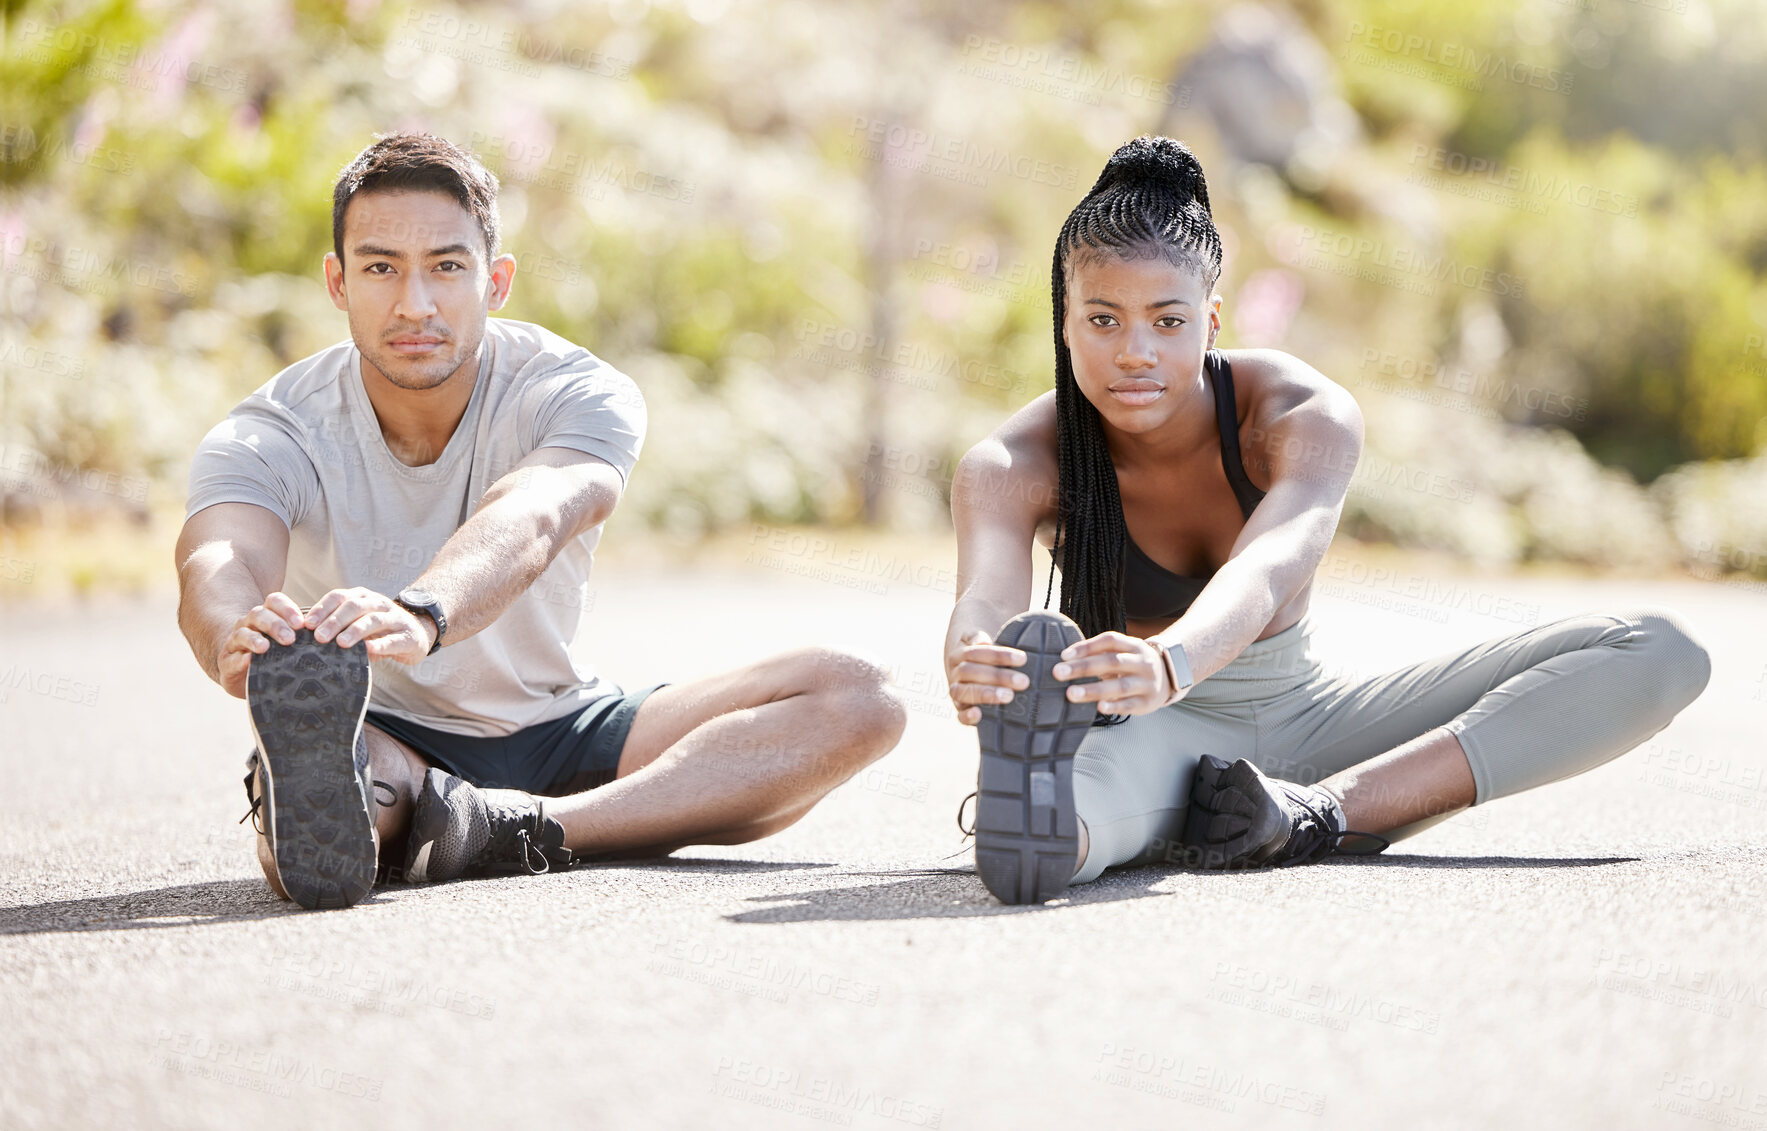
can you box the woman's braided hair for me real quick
[1044,136,1225,640]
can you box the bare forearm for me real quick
[1152,543,1321,684]
[178,551,270,684]
[408,496,559,646]
[1152,559,1279,683]
[944,594,1024,678]
[411,475,612,646]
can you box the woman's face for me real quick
[1062,253,1220,438]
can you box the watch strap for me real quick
[1152,640,1193,705]
[394,590,446,655]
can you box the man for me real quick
[176,133,905,910]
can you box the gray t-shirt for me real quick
[186,317,645,737]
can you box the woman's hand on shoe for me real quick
[1053,631,1181,715]
[945,629,1030,726]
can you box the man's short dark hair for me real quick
[332,133,500,265]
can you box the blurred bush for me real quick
[3,0,1765,579]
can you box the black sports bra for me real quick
[1120,350,1266,622]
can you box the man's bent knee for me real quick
[818,647,909,746]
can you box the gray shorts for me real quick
[1072,608,1710,884]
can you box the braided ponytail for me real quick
[1045,136,1223,640]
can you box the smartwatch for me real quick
[394,588,447,655]
[1151,640,1194,705]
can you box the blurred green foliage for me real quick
[2,0,1765,573]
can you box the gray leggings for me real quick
[1072,606,1712,884]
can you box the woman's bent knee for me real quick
[1623,606,1712,714]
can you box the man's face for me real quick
[324,189,515,390]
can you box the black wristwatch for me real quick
[394,588,447,655]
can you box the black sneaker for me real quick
[245,629,377,909]
[399,768,571,884]
[1184,755,1389,869]
[972,610,1098,904]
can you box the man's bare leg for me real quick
[546,647,906,854]
[258,648,904,888]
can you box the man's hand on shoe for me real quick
[218,591,306,699]
[306,586,438,664]
[945,629,1030,726]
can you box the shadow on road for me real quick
[725,852,1642,923]
[0,879,323,934]
[724,866,1168,923]
[590,858,837,874]
[1348,853,1640,869]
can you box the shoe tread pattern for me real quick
[974,611,1097,904]
[248,630,375,909]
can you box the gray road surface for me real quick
[2,559,1763,1130]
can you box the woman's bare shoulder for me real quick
[954,391,1059,525]
[964,390,1058,471]
[1219,347,1353,415]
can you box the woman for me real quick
[943,135,1711,905]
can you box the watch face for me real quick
[402,588,434,605]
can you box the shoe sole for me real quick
[1185,755,1289,869]
[247,629,376,909]
[973,611,1097,904]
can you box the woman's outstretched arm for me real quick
[1159,358,1363,682]
[943,393,1061,725]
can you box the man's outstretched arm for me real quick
[175,501,302,698]
[304,446,624,658]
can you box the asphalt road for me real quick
[3,554,1763,1130]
